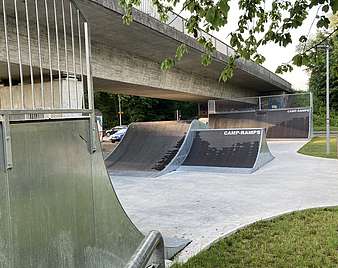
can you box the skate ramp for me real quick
[180,128,274,173]
[209,108,311,139]
[105,120,205,177]
[0,118,143,267]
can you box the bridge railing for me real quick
[0,0,94,120]
[136,0,288,88]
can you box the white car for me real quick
[109,128,127,143]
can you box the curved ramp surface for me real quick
[0,119,143,267]
[181,128,274,173]
[105,121,192,176]
[209,108,311,139]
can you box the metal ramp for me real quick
[180,128,274,173]
[105,120,205,177]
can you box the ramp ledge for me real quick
[126,230,165,268]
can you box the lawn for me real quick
[172,207,338,268]
[298,137,337,159]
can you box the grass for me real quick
[172,207,338,268]
[298,137,337,159]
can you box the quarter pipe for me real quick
[180,128,274,173]
[0,118,153,267]
[105,120,204,177]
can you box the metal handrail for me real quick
[125,231,165,268]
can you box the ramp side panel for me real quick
[183,129,261,169]
[159,120,207,175]
[209,109,310,138]
[0,124,11,267]
[5,119,142,267]
[105,121,190,174]
[252,129,275,171]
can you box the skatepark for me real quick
[111,139,338,263]
[1,0,337,267]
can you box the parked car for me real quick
[109,128,127,143]
[105,125,128,136]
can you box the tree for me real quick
[94,92,198,128]
[119,0,337,81]
[299,15,338,127]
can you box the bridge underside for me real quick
[0,0,292,104]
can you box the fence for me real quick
[0,0,94,119]
[208,93,313,114]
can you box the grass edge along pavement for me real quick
[298,136,337,159]
[172,207,338,268]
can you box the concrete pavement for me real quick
[110,140,338,262]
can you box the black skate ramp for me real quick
[105,121,193,176]
[209,108,311,139]
[181,128,274,173]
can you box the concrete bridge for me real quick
[0,0,292,106]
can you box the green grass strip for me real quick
[298,137,337,159]
[173,207,338,268]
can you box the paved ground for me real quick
[110,140,338,262]
[101,141,119,158]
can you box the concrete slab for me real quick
[110,140,338,262]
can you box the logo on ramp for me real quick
[223,129,261,136]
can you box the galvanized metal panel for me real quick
[3,118,143,267]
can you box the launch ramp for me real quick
[181,128,274,173]
[105,120,204,177]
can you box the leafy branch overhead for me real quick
[119,0,337,82]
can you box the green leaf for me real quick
[316,17,330,28]
[201,54,212,66]
[322,4,329,12]
[292,54,303,66]
[299,35,307,43]
[330,0,338,13]
[161,58,175,71]
[175,44,188,61]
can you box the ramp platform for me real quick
[105,120,204,177]
[181,128,274,173]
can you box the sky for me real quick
[214,1,324,91]
[175,1,325,91]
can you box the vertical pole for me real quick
[45,0,54,109]
[2,0,13,109]
[118,95,122,126]
[325,45,330,155]
[25,0,35,109]
[14,0,25,109]
[35,0,44,108]
[70,2,78,109]
[61,0,70,108]
[53,0,62,109]
[77,10,85,108]
[309,92,313,139]
[84,22,96,153]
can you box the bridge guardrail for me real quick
[136,0,289,88]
